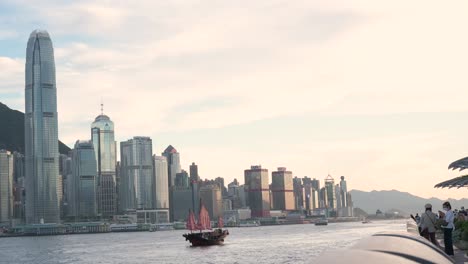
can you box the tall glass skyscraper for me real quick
[69,141,97,218]
[25,30,60,224]
[120,137,153,211]
[162,145,181,188]
[91,111,117,218]
[153,155,169,209]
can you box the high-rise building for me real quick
[199,184,223,219]
[311,178,320,191]
[68,141,98,218]
[271,167,294,211]
[189,162,199,182]
[302,177,314,214]
[25,30,60,224]
[0,150,13,224]
[162,145,181,188]
[293,177,304,210]
[175,170,189,188]
[335,184,342,209]
[244,165,270,217]
[162,145,181,221]
[91,109,117,218]
[153,156,169,209]
[170,186,192,221]
[12,152,25,222]
[214,177,228,197]
[120,137,154,211]
[340,176,348,207]
[324,175,336,209]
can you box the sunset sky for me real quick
[2,0,468,200]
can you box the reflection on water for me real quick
[0,220,406,264]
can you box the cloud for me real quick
[2,0,468,200]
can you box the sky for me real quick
[1,0,468,200]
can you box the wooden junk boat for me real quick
[182,204,229,246]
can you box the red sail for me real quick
[218,216,224,228]
[186,211,196,231]
[197,204,211,230]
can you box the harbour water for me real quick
[0,220,406,264]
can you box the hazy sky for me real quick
[2,0,468,200]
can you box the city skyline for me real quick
[2,1,468,200]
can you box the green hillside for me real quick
[0,102,70,154]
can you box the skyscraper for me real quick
[244,165,270,217]
[175,170,189,188]
[162,145,181,188]
[293,177,304,210]
[25,30,60,224]
[120,137,153,211]
[68,141,98,218]
[324,174,336,210]
[199,184,223,219]
[340,176,348,207]
[153,156,169,209]
[189,162,199,182]
[91,109,117,218]
[0,150,13,224]
[271,167,294,211]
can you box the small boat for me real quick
[182,205,229,246]
[315,218,328,226]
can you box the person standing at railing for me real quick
[440,201,455,256]
[419,203,439,247]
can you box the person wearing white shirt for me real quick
[442,201,454,256]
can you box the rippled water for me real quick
[0,220,406,264]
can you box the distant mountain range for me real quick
[0,102,70,154]
[350,189,468,216]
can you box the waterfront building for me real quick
[13,152,24,183]
[319,187,328,208]
[91,109,117,218]
[162,145,181,188]
[115,161,121,213]
[223,199,232,211]
[215,177,227,197]
[25,29,60,224]
[324,175,336,209]
[12,152,25,222]
[199,184,223,219]
[271,167,295,211]
[244,165,270,217]
[335,184,342,209]
[227,180,245,209]
[340,176,348,207]
[224,208,251,224]
[302,177,313,214]
[120,137,154,211]
[175,170,189,188]
[0,150,13,224]
[69,141,98,218]
[170,186,192,221]
[311,178,320,192]
[293,177,304,210]
[153,156,169,210]
[189,162,199,182]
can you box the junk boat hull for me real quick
[183,229,229,246]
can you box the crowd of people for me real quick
[411,202,456,256]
